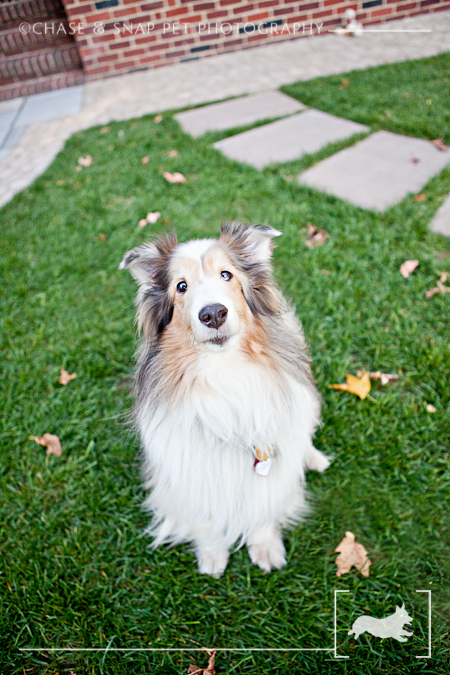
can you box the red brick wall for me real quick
[61,0,450,79]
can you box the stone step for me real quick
[0,42,82,85]
[0,19,74,57]
[175,91,305,138]
[0,69,84,102]
[213,109,369,169]
[298,131,450,212]
[0,0,66,26]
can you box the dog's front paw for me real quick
[196,547,229,578]
[248,530,286,573]
[305,447,332,473]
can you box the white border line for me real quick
[330,29,432,33]
[333,589,350,659]
[19,648,333,652]
[415,590,432,659]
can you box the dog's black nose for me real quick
[198,304,228,330]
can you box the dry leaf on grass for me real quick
[400,259,419,278]
[413,194,426,202]
[339,78,350,89]
[425,273,450,297]
[154,114,163,123]
[100,126,110,133]
[138,211,161,228]
[141,156,150,165]
[335,531,372,577]
[30,433,62,457]
[356,369,399,386]
[146,211,160,224]
[431,138,449,152]
[426,404,436,413]
[305,224,327,249]
[188,650,216,675]
[163,171,186,184]
[98,233,107,241]
[168,149,179,157]
[78,155,93,167]
[329,372,371,400]
[59,368,77,385]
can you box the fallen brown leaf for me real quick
[385,110,391,118]
[305,224,327,249]
[335,531,372,577]
[426,404,436,413]
[329,372,371,400]
[138,211,161,228]
[98,233,107,241]
[425,273,450,298]
[31,433,62,457]
[141,156,150,165]
[357,370,399,386]
[100,126,110,133]
[154,114,163,123]
[56,180,64,186]
[78,155,93,167]
[59,368,77,385]
[188,650,216,675]
[146,211,160,224]
[425,287,439,298]
[339,78,350,89]
[400,259,419,278]
[413,194,426,201]
[163,171,186,184]
[168,149,179,157]
[431,138,449,152]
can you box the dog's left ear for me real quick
[220,222,282,264]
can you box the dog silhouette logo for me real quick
[348,604,414,642]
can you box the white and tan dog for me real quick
[120,223,330,576]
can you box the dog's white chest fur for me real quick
[139,350,321,553]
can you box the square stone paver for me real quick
[16,86,84,126]
[299,131,450,212]
[175,91,305,137]
[213,110,369,169]
[430,192,450,236]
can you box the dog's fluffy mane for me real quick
[126,222,318,417]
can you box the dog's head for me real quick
[119,223,282,351]
[395,604,413,625]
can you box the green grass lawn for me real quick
[1,53,450,674]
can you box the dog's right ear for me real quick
[119,242,160,286]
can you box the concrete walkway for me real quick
[1,10,450,208]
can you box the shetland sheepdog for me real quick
[120,223,330,577]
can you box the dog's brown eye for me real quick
[221,271,233,281]
[176,280,187,294]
